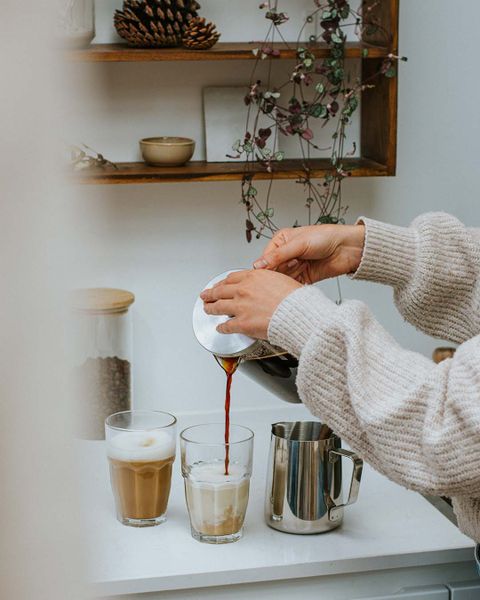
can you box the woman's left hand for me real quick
[200,270,302,339]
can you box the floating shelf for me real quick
[73,158,388,185]
[67,41,390,63]
[70,0,399,185]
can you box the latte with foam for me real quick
[107,430,175,526]
[184,461,250,537]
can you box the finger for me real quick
[286,263,308,281]
[217,318,244,335]
[203,300,235,316]
[254,237,306,270]
[275,258,300,275]
[253,231,290,269]
[211,271,248,288]
[276,263,307,282]
[200,283,235,303]
[224,270,248,284]
[267,228,295,253]
[200,272,247,299]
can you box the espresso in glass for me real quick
[105,410,176,527]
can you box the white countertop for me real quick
[79,404,474,596]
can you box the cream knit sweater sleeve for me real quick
[352,212,480,343]
[268,213,480,542]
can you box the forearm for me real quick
[350,212,480,343]
[269,285,480,497]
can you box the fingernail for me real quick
[253,259,268,269]
[287,259,298,268]
[200,291,207,299]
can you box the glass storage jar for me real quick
[57,0,95,48]
[72,288,135,440]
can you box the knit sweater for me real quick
[268,212,480,543]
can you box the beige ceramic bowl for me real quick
[139,137,195,166]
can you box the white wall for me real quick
[0,2,86,599]
[70,0,480,414]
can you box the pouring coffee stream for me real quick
[214,356,241,475]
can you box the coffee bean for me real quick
[74,356,131,440]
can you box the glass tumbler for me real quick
[181,424,254,544]
[105,410,176,527]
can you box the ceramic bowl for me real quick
[139,137,195,167]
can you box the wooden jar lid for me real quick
[71,288,135,315]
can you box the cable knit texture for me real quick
[268,213,480,543]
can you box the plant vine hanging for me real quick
[230,0,406,242]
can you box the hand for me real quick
[200,270,302,339]
[253,224,365,284]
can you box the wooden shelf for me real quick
[69,1,399,185]
[67,41,390,63]
[73,158,388,185]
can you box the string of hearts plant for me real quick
[230,0,406,242]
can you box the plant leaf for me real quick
[385,66,397,78]
[302,128,314,141]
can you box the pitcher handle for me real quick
[327,448,363,523]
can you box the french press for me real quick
[192,269,301,403]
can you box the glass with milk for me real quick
[105,410,176,527]
[181,424,254,544]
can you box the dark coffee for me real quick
[218,357,240,475]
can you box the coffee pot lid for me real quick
[192,270,258,357]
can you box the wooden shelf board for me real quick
[73,157,389,185]
[67,41,390,63]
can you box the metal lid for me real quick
[192,270,258,358]
[71,288,135,315]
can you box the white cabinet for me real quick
[449,580,480,599]
[353,585,449,599]
[353,580,480,600]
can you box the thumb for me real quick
[253,237,305,270]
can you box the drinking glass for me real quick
[180,423,254,544]
[105,410,176,527]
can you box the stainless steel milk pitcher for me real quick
[265,422,363,534]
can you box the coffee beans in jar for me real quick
[71,288,135,440]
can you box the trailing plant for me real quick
[230,0,406,242]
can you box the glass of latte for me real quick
[180,424,254,544]
[105,410,176,527]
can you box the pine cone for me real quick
[182,17,220,50]
[114,0,201,48]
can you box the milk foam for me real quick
[107,430,175,462]
[189,461,246,488]
[185,461,250,531]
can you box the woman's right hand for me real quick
[253,223,365,284]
